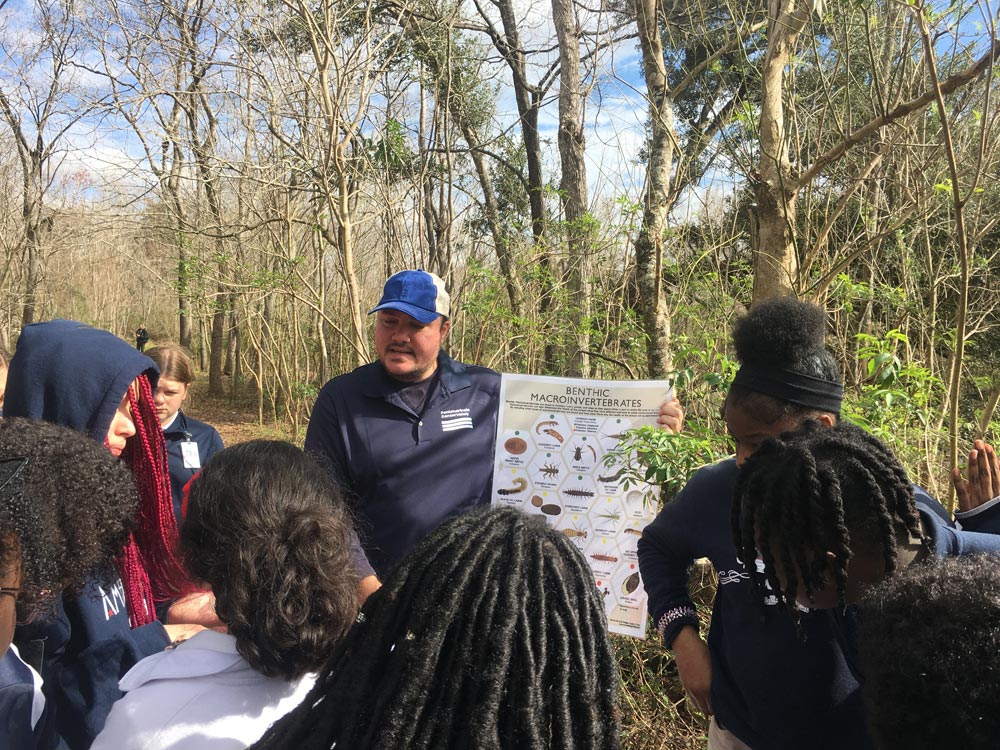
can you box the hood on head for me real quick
[5,319,160,442]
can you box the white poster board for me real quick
[491,373,671,638]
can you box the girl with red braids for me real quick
[5,319,200,749]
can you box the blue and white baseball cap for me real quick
[369,270,451,324]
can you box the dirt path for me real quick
[183,379,296,447]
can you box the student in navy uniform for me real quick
[637,298,999,750]
[736,421,1000,612]
[306,269,685,578]
[734,422,1000,707]
[0,419,140,750]
[5,320,199,749]
[144,345,224,525]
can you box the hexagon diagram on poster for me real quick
[491,373,672,638]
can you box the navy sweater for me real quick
[162,410,223,525]
[638,458,1000,750]
[5,320,172,749]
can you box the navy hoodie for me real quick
[638,457,1000,750]
[5,320,171,749]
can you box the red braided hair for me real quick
[116,374,192,626]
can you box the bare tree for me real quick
[0,0,97,325]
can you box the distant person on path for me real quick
[93,441,360,750]
[145,345,224,525]
[248,506,621,750]
[305,269,685,577]
[135,324,148,352]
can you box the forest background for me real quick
[1,0,998,744]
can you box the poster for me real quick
[491,373,672,638]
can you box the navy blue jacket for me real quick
[305,350,500,577]
[5,320,171,749]
[162,410,223,524]
[638,457,1000,750]
[0,647,64,750]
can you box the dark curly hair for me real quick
[181,440,360,680]
[727,297,842,424]
[858,556,1000,750]
[733,421,922,609]
[249,506,621,750]
[0,418,138,617]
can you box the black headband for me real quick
[731,365,843,414]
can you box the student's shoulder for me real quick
[678,457,740,497]
[179,412,219,435]
[645,457,738,530]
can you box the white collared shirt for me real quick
[92,630,316,750]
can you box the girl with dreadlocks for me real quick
[248,506,621,750]
[4,319,198,749]
[734,421,1000,613]
[637,297,999,750]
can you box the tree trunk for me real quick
[20,163,43,326]
[489,0,557,369]
[494,0,546,245]
[209,292,226,395]
[334,147,367,368]
[552,0,589,376]
[633,0,675,377]
[751,0,811,302]
[224,303,237,376]
[178,237,192,348]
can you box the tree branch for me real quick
[794,38,1000,189]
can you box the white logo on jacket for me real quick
[724,557,779,606]
[99,580,128,621]
[440,408,473,431]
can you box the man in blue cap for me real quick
[305,270,499,577]
[306,270,683,578]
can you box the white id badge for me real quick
[180,441,201,469]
